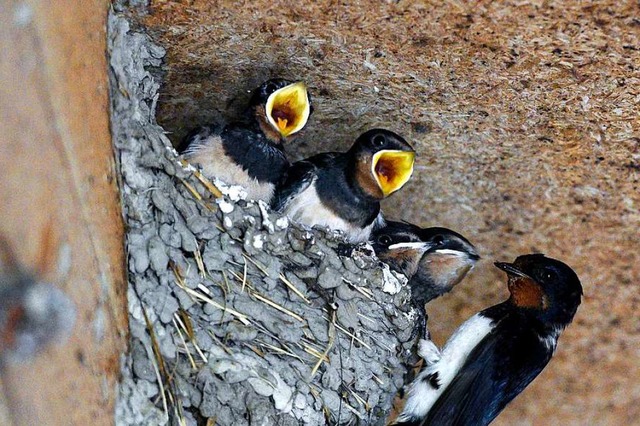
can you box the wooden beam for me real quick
[0,0,127,424]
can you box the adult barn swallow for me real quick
[394,253,583,426]
[371,221,479,337]
[180,79,311,202]
[271,129,415,243]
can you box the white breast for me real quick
[282,180,375,244]
[183,135,275,202]
[397,313,495,422]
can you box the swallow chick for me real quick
[271,129,415,244]
[394,253,583,426]
[180,78,311,202]
[371,221,479,338]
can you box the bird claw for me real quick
[417,338,441,365]
[425,371,442,389]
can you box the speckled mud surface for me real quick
[123,1,640,424]
[109,7,418,425]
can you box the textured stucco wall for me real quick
[141,1,640,424]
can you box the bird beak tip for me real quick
[494,261,527,277]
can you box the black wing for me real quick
[270,152,341,211]
[424,317,553,426]
[221,126,288,183]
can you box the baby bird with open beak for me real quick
[180,78,311,202]
[371,221,479,337]
[271,129,415,244]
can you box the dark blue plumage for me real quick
[270,152,338,212]
[421,304,553,425]
[219,125,289,184]
[271,152,380,229]
[394,254,582,426]
[271,129,415,243]
[179,79,311,202]
[371,221,479,339]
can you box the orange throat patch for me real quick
[508,276,548,309]
[356,157,384,199]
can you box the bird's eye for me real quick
[539,268,557,281]
[433,235,445,246]
[372,134,386,147]
[378,235,392,245]
[265,82,278,94]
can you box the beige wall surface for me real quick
[144,1,640,424]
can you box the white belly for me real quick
[183,135,275,202]
[283,183,375,243]
[397,313,495,421]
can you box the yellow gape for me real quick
[371,150,415,196]
[265,82,310,137]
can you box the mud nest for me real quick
[109,9,419,426]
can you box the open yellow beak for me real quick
[265,82,310,137]
[372,150,415,197]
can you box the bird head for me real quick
[250,79,311,143]
[371,221,426,278]
[350,129,415,199]
[371,222,479,298]
[495,253,583,326]
[413,227,479,297]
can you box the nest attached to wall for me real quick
[109,9,419,426]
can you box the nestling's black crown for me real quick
[352,129,414,154]
[248,78,293,107]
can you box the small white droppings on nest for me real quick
[217,199,234,214]
[257,201,275,233]
[381,264,407,295]
[275,216,289,230]
[326,229,346,240]
[391,268,409,284]
[402,307,418,324]
[271,372,294,413]
[223,216,233,228]
[252,234,265,249]
[214,179,247,201]
[167,146,197,173]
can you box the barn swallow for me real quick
[271,129,415,243]
[180,78,311,202]
[371,221,479,337]
[394,253,583,426]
